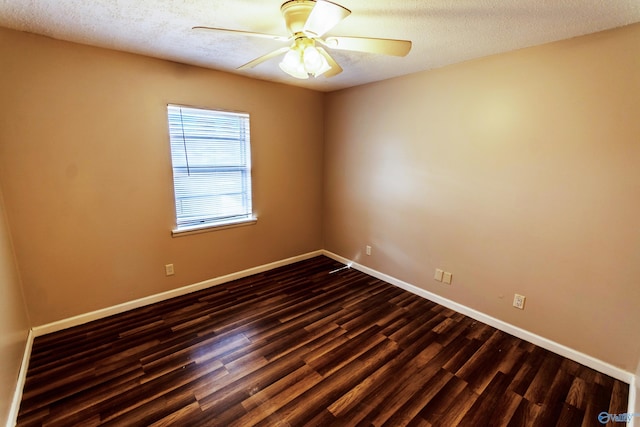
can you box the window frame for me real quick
[166,104,256,236]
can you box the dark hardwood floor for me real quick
[17,256,629,426]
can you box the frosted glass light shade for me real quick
[279,48,309,79]
[303,46,331,76]
[279,41,332,79]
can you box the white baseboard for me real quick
[321,250,635,385]
[7,329,34,427]
[628,376,637,427]
[33,250,323,337]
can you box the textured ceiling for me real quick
[1,0,639,92]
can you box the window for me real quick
[167,104,255,234]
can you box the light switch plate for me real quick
[443,272,452,284]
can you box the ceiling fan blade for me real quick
[303,1,351,38]
[317,47,342,78]
[323,36,412,57]
[238,47,290,70]
[192,26,290,42]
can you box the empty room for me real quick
[1,0,639,426]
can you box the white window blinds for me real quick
[167,105,253,230]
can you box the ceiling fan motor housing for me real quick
[280,0,316,36]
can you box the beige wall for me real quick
[0,185,30,425]
[0,27,324,326]
[324,24,640,371]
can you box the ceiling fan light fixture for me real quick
[279,48,309,79]
[303,45,331,76]
[279,38,331,79]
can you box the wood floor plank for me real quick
[432,383,479,426]
[197,351,305,412]
[508,346,547,396]
[331,340,444,425]
[36,366,145,426]
[507,399,541,427]
[609,378,630,415]
[234,365,324,427]
[17,255,629,427]
[358,344,446,426]
[261,350,383,425]
[555,403,585,427]
[413,375,468,424]
[325,339,400,416]
[380,368,453,427]
[524,351,564,405]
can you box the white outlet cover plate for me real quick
[513,294,525,309]
[165,264,174,276]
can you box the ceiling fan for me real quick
[193,0,412,80]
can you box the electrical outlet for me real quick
[513,294,525,310]
[165,264,174,276]
[434,269,444,281]
[366,245,372,256]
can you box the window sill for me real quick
[171,216,257,237]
